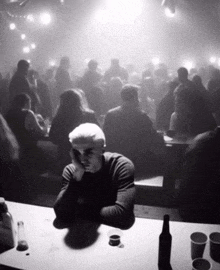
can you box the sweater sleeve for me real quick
[99,157,135,229]
[53,165,80,222]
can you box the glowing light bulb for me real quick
[31,43,36,49]
[39,13,52,25]
[21,34,26,40]
[210,57,217,64]
[9,23,16,30]
[23,46,30,54]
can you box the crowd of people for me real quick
[0,56,220,226]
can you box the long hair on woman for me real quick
[56,89,89,118]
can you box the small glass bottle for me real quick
[17,221,29,251]
[0,197,16,248]
[158,215,172,270]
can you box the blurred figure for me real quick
[207,68,220,94]
[156,80,179,132]
[79,59,102,95]
[43,68,56,117]
[0,73,10,115]
[49,89,98,172]
[103,77,124,113]
[55,56,73,107]
[5,93,47,171]
[192,74,213,112]
[0,113,21,199]
[170,86,216,137]
[9,60,37,110]
[179,127,220,223]
[103,58,128,84]
[29,69,52,119]
[103,84,165,178]
[176,67,195,92]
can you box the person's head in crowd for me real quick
[57,89,87,116]
[154,68,168,81]
[192,74,203,86]
[209,67,220,80]
[109,77,123,92]
[17,59,30,76]
[88,59,98,72]
[189,68,198,78]
[44,68,54,81]
[11,93,31,110]
[121,84,139,107]
[111,58,120,68]
[60,56,70,70]
[177,67,189,83]
[69,123,105,173]
[156,63,169,80]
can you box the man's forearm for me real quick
[99,203,135,230]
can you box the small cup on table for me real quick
[107,229,123,247]
[209,232,220,263]
[190,232,208,260]
[192,258,212,270]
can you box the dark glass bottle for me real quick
[158,215,172,270]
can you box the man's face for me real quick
[71,143,104,173]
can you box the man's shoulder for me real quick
[106,106,122,115]
[104,152,134,168]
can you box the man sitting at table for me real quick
[54,123,135,230]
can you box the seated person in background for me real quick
[103,84,165,178]
[178,126,220,223]
[156,80,179,132]
[54,123,135,230]
[5,93,47,170]
[103,77,123,113]
[0,113,28,202]
[49,89,98,172]
[169,85,216,138]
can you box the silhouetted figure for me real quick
[29,70,52,119]
[5,93,47,171]
[156,80,179,132]
[80,59,102,95]
[104,77,123,113]
[0,113,20,198]
[192,74,213,112]
[170,86,217,137]
[55,56,73,107]
[207,68,220,94]
[9,60,37,111]
[175,67,195,93]
[103,84,165,178]
[179,127,220,223]
[103,58,128,84]
[49,89,98,172]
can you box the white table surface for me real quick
[0,201,220,270]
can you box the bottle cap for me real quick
[0,197,5,204]
[0,197,8,213]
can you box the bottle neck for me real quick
[162,215,170,234]
[0,203,8,214]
